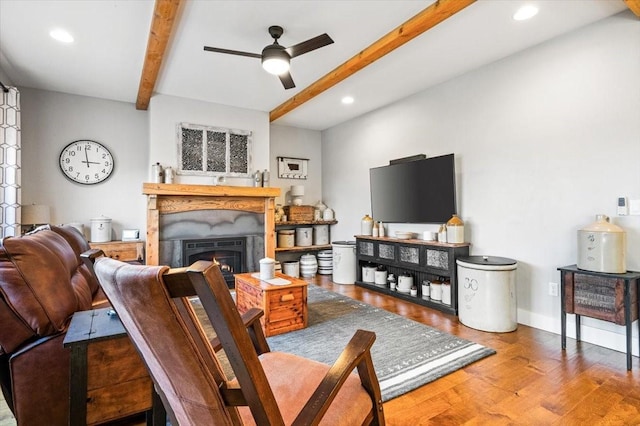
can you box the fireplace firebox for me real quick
[182,237,246,288]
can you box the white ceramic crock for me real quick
[397,273,413,293]
[577,214,626,273]
[362,265,376,283]
[259,257,275,280]
[90,215,112,242]
[374,268,388,286]
[295,227,313,247]
[300,254,318,277]
[282,261,300,278]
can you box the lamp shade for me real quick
[22,204,50,225]
[290,185,305,197]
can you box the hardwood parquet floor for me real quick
[2,274,639,425]
[312,276,640,425]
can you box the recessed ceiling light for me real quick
[341,96,354,105]
[513,5,538,21]
[50,28,74,43]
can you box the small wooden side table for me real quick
[558,265,640,370]
[235,272,308,337]
[63,308,164,425]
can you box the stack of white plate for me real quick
[317,250,333,275]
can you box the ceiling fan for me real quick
[204,26,334,90]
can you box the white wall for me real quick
[17,90,283,241]
[322,11,640,354]
[19,88,148,240]
[148,94,270,186]
[270,125,323,207]
[0,67,12,86]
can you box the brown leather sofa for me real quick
[0,225,109,425]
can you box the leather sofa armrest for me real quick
[10,333,65,358]
[8,333,70,425]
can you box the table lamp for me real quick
[290,185,305,205]
[21,204,51,233]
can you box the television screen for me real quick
[369,153,457,224]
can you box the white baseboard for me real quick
[517,308,639,357]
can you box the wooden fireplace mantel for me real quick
[142,183,281,266]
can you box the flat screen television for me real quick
[369,153,457,224]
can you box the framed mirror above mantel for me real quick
[142,183,281,266]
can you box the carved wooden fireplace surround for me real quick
[142,183,281,266]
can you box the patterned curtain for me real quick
[0,86,21,238]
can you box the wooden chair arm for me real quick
[210,308,270,355]
[241,308,271,355]
[292,329,380,425]
[240,307,265,328]
[80,248,105,269]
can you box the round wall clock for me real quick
[59,140,115,185]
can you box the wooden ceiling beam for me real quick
[136,0,182,110]
[269,0,476,122]
[624,0,640,17]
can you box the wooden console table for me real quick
[355,236,469,315]
[89,240,144,263]
[558,265,640,370]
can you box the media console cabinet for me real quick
[355,236,470,315]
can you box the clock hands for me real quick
[81,146,100,166]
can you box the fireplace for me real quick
[182,237,246,288]
[143,183,280,269]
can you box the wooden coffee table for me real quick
[234,272,308,337]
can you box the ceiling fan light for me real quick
[50,28,74,43]
[262,57,290,75]
[513,5,538,21]
[261,46,290,75]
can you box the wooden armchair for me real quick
[82,251,385,426]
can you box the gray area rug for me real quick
[267,285,495,401]
[193,284,495,402]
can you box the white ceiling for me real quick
[0,0,630,130]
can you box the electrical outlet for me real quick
[549,282,559,297]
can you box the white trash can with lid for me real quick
[332,241,356,284]
[457,256,518,332]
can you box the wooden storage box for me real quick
[564,273,638,325]
[283,205,315,222]
[235,272,308,337]
[64,308,153,425]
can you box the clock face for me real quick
[59,140,114,185]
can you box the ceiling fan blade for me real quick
[286,34,334,58]
[203,46,261,59]
[279,72,295,90]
